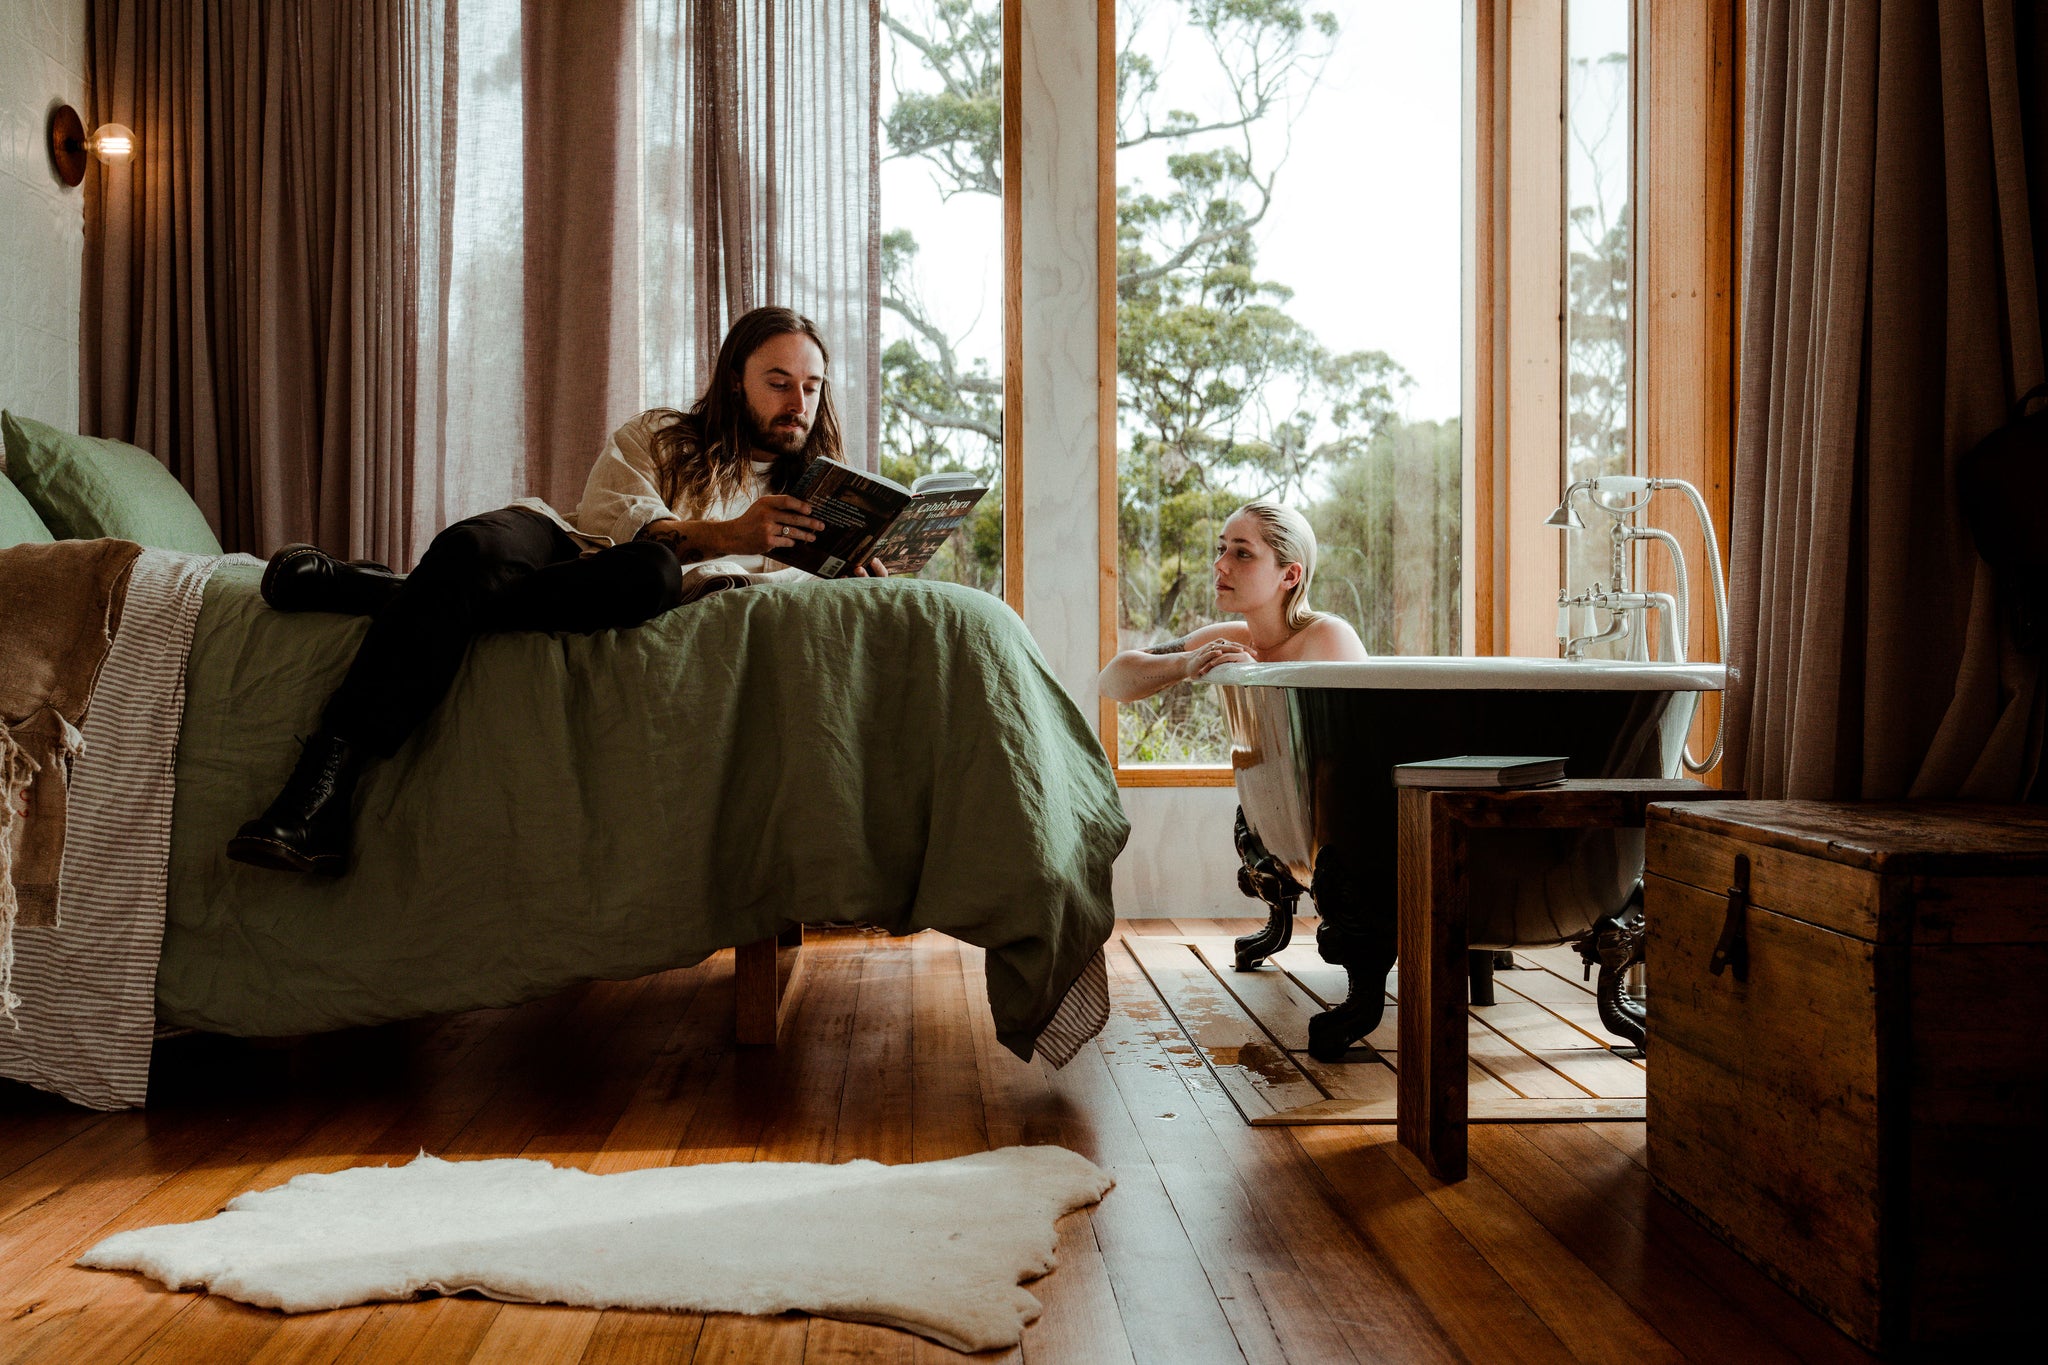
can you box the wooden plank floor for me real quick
[0,922,1874,1365]
[1125,927,1647,1124]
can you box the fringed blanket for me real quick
[0,539,145,1014]
[0,550,227,1108]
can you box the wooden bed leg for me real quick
[736,924,808,1045]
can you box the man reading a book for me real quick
[227,306,886,877]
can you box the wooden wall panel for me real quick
[1502,0,1566,658]
[1637,0,1739,781]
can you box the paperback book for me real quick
[1390,755,1570,790]
[766,458,989,579]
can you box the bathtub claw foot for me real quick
[1302,841,1397,1060]
[1305,966,1393,1062]
[1233,807,1302,970]
[1575,894,1648,1050]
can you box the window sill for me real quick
[1113,766,1235,789]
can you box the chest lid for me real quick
[1648,801,2048,944]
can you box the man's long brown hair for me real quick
[647,307,844,517]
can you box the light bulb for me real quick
[89,124,135,165]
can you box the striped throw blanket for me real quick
[0,539,144,1006]
[0,550,227,1110]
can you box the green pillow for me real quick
[1,410,223,555]
[0,464,55,548]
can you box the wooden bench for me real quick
[1396,778,1728,1180]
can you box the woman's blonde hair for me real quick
[1231,499,1320,632]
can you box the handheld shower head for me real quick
[1545,479,1594,530]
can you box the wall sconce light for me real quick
[47,106,135,188]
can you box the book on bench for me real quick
[1390,755,1570,789]
[765,458,990,579]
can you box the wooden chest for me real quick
[1644,801,2048,1356]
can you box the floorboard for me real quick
[0,923,1877,1364]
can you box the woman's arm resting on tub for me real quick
[1097,624,1255,702]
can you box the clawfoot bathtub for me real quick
[1210,657,1725,1061]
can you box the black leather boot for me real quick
[225,733,366,875]
[261,544,406,615]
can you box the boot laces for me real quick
[288,734,351,806]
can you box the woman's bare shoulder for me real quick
[1295,614,1370,662]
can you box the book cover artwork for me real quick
[766,459,989,579]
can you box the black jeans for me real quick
[321,507,683,757]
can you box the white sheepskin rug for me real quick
[79,1145,1113,1352]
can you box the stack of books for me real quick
[1390,755,1570,790]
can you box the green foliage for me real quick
[1308,418,1462,656]
[881,0,1464,762]
[882,1,1003,198]
[1566,204,1628,479]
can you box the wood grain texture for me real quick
[1389,782,1721,1175]
[1638,0,1739,782]
[1138,935,1641,1122]
[1501,0,1564,658]
[735,926,808,1046]
[1649,808,2048,1355]
[1002,0,1024,616]
[0,924,1882,1363]
[1398,787,1470,1178]
[1094,0,1119,766]
[1464,0,1502,656]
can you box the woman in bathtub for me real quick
[1098,499,1368,702]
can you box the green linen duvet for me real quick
[160,564,1128,1059]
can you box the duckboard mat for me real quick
[1121,934,1647,1126]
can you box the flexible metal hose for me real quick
[1670,479,1728,773]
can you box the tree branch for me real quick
[883,292,970,388]
[1117,110,1266,151]
[1117,173,1275,290]
[882,14,973,102]
[886,399,1002,444]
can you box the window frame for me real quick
[1093,0,1739,788]
[1002,0,1024,614]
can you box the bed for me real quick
[168,558,1125,1031]
[1,539,1128,1108]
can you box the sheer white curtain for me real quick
[411,0,880,561]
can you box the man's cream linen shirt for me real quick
[507,410,781,573]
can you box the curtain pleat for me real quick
[517,0,640,518]
[83,0,878,562]
[1727,0,2047,801]
[638,0,880,471]
[82,0,421,566]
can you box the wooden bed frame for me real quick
[733,924,808,1044]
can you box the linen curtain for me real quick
[84,0,880,564]
[1725,0,2048,801]
[419,0,882,540]
[82,0,423,566]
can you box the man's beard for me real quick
[743,403,810,457]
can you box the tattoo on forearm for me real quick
[636,523,705,564]
[1143,635,1193,656]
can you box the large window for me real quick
[1108,1,1464,768]
[875,1,1010,599]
